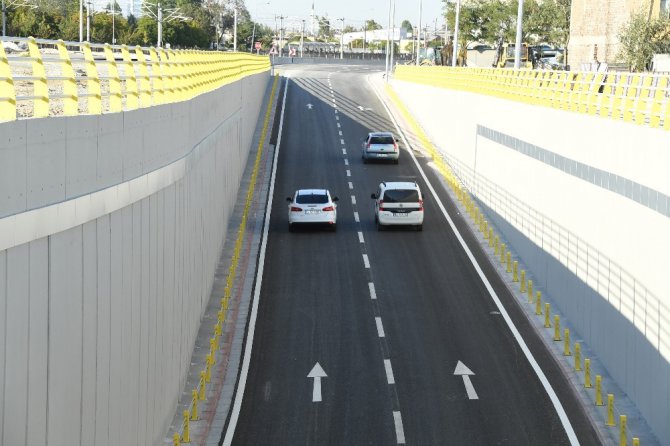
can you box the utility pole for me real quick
[451,0,461,67]
[415,0,422,65]
[250,22,256,53]
[233,4,237,51]
[157,3,162,47]
[338,17,344,59]
[385,0,391,79]
[363,25,366,60]
[389,0,395,70]
[79,0,83,41]
[279,15,284,57]
[86,0,91,41]
[301,19,305,57]
[514,0,524,68]
[1,0,6,37]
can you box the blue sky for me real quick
[247,0,446,34]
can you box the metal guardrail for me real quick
[394,66,670,130]
[0,36,271,121]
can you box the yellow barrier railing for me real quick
[394,65,670,130]
[0,36,270,121]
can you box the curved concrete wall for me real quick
[390,78,670,442]
[0,71,269,445]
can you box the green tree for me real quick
[618,11,670,71]
[366,19,382,31]
[401,19,412,34]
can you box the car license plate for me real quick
[305,209,321,215]
[377,154,387,157]
[393,213,407,217]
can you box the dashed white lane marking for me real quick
[351,195,356,205]
[331,97,336,102]
[334,109,338,114]
[344,159,349,166]
[348,182,353,190]
[337,123,341,128]
[339,130,343,136]
[368,282,377,300]
[340,139,345,145]
[357,231,364,243]
[375,317,385,337]
[335,115,339,121]
[384,359,395,384]
[346,169,351,177]
[363,254,370,269]
[393,412,406,444]
[354,212,360,222]
[342,149,347,155]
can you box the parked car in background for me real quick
[362,132,400,164]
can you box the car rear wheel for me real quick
[330,224,337,232]
[377,221,385,231]
[288,223,294,232]
[415,224,423,232]
[393,159,399,165]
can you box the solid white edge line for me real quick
[222,77,288,446]
[384,359,395,384]
[393,411,406,444]
[362,254,370,269]
[375,317,385,337]
[368,75,580,446]
[368,282,377,300]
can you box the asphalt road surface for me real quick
[228,65,601,445]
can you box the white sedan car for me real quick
[287,189,338,232]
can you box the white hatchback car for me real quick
[371,182,424,231]
[287,189,338,232]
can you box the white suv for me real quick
[371,182,424,231]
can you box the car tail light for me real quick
[290,206,302,212]
[367,142,371,149]
[393,142,398,151]
[418,199,424,211]
[378,199,384,211]
[323,206,334,212]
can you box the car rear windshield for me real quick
[296,194,328,204]
[382,189,419,202]
[370,136,395,144]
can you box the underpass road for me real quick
[230,65,601,445]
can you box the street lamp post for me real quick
[300,19,305,57]
[451,0,461,67]
[2,0,6,37]
[415,0,422,66]
[233,5,237,51]
[385,0,391,78]
[86,0,91,42]
[514,0,524,68]
[338,17,344,60]
[389,0,395,69]
[79,0,83,41]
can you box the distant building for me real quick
[569,0,669,66]
[342,28,408,45]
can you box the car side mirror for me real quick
[286,197,293,202]
[371,193,377,199]
[394,138,399,142]
[332,196,339,202]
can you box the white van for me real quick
[371,181,424,231]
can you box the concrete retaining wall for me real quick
[390,78,670,442]
[0,71,269,446]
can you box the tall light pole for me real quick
[300,19,305,57]
[79,0,83,41]
[514,0,524,68]
[338,17,344,59]
[279,15,284,57]
[363,24,366,60]
[233,5,237,51]
[1,0,5,37]
[385,0,391,78]
[389,0,395,70]
[86,0,91,42]
[415,0,422,65]
[451,0,461,67]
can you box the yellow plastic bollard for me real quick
[182,410,190,442]
[191,389,198,420]
[173,432,180,446]
[199,371,206,400]
[633,437,639,446]
[494,236,500,256]
[205,354,212,383]
[620,415,627,446]
[506,252,512,273]
[544,303,551,328]
[513,261,518,282]
[210,338,217,360]
[554,315,561,341]
[595,375,603,405]
[535,291,542,315]
[520,271,526,292]
[607,394,616,426]
[500,244,506,263]
[585,359,592,388]
[564,329,571,356]
[488,229,494,247]
[217,310,224,323]
[575,343,582,371]
[527,279,534,303]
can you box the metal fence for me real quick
[394,65,670,130]
[0,36,270,121]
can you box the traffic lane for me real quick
[232,76,397,445]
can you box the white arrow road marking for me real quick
[357,105,373,111]
[454,361,479,400]
[393,411,406,444]
[368,282,377,299]
[306,103,313,109]
[308,362,327,402]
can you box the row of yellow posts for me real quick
[172,74,279,445]
[0,36,270,121]
[464,180,640,446]
[384,79,642,446]
[393,65,670,131]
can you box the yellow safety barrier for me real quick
[190,390,199,421]
[182,410,190,443]
[0,37,270,121]
[393,65,670,130]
